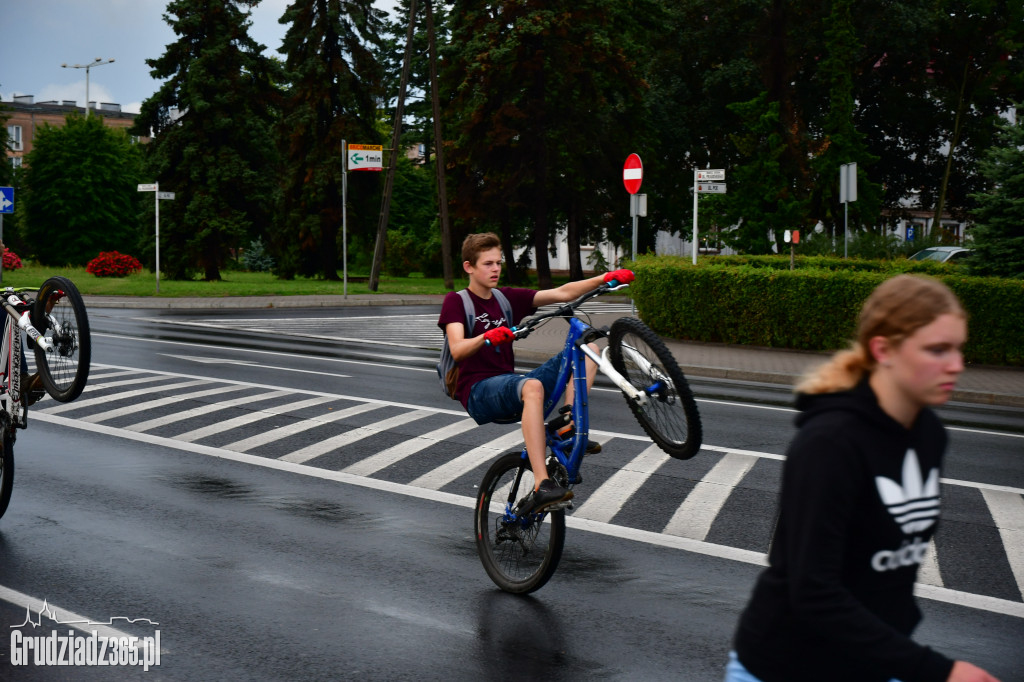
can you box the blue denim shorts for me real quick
[466,351,567,425]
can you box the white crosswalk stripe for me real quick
[574,444,667,524]
[342,418,478,477]
[409,431,525,491]
[174,395,336,442]
[981,489,1024,600]
[125,390,295,433]
[80,384,250,424]
[280,409,434,464]
[222,402,382,452]
[662,452,757,540]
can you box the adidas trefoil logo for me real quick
[875,449,940,534]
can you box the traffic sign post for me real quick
[138,183,174,293]
[623,154,643,266]
[692,169,726,265]
[840,162,857,258]
[0,187,14,285]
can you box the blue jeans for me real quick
[723,652,902,682]
[466,351,565,425]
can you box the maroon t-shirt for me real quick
[437,287,538,408]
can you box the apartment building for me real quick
[4,94,146,167]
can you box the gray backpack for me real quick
[437,289,513,400]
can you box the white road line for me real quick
[980,489,1024,601]
[280,409,434,464]
[342,418,479,477]
[662,452,758,540]
[174,396,336,442]
[88,375,189,390]
[917,541,943,587]
[87,369,141,381]
[80,384,250,424]
[39,380,208,414]
[30,412,1024,620]
[574,445,669,524]
[409,431,525,490]
[223,402,382,452]
[125,390,295,433]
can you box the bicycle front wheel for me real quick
[32,276,91,403]
[609,317,702,460]
[0,429,14,520]
[474,452,565,594]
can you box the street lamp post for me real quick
[61,57,115,117]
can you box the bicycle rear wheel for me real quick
[0,429,14,520]
[474,452,565,594]
[32,276,91,403]
[608,317,702,460]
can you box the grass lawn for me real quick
[0,264,628,299]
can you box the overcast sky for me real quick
[1,0,399,114]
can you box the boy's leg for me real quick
[520,378,549,484]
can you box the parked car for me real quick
[908,246,973,263]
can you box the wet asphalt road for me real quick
[0,305,1020,680]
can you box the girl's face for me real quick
[877,313,967,409]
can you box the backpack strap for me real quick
[457,288,514,338]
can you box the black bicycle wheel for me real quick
[474,452,566,594]
[608,317,703,460]
[0,429,14,520]
[32,276,91,403]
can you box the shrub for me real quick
[2,249,22,270]
[240,237,275,273]
[631,254,1024,366]
[86,251,144,278]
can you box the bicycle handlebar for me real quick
[481,281,629,347]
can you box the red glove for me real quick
[483,326,515,346]
[604,269,635,285]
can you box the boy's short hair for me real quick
[462,232,502,265]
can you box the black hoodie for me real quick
[733,379,955,682]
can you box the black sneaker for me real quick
[516,478,573,515]
[22,373,45,407]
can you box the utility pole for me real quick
[425,0,454,290]
[369,0,417,291]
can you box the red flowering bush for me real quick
[2,249,22,270]
[86,251,144,278]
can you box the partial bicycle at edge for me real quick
[0,276,91,519]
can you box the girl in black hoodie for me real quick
[726,275,999,682]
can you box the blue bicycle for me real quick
[474,282,702,593]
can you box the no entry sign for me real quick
[623,153,643,194]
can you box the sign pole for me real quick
[0,213,4,285]
[342,139,348,299]
[692,170,699,266]
[155,182,160,293]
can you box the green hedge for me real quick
[630,255,1024,366]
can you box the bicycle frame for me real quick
[525,313,649,487]
[0,290,55,429]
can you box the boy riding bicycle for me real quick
[437,232,633,514]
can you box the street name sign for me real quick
[137,183,158,192]
[157,192,175,200]
[697,183,727,194]
[348,144,384,171]
[696,169,725,181]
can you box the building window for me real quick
[7,126,23,151]
[11,156,22,169]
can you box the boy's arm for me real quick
[532,270,633,308]
[446,322,513,361]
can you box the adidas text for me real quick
[871,536,930,572]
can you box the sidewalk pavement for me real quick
[84,294,1024,409]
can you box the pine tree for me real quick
[968,113,1024,278]
[276,0,385,279]
[130,0,281,280]
[22,115,143,266]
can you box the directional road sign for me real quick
[697,183,727,194]
[348,144,383,171]
[697,169,725,181]
[623,153,643,194]
[0,187,13,214]
[157,192,175,200]
[137,183,158,192]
